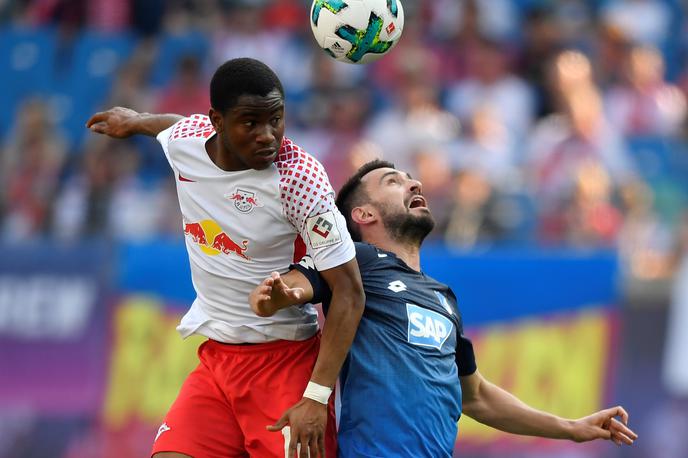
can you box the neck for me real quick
[206,135,243,171]
[365,232,422,271]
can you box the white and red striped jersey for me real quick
[157,115,355,343]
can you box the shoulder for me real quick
[276,138,334,211]
[168,114,215,142]
[275,138,327,178]
[354,242,386,269]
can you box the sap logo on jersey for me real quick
[406,304,453,350]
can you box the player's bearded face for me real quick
[373,199,435,246]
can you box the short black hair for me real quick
[210,58,285,113]
[336,159,395,242]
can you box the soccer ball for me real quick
[310,0,404,64]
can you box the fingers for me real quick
[318,434,326,458]
[272,425,324,458]
[257,278,274,300]
[307,437,318,458]
[290,287,304,301]
[595,427,612,441]
[272,272,288,292]
[85,112,107,128]
[609,418,637,444]
[89,122,109,135]
[298,434,317,458]
[613,431,634,446]
[272,272,303,302]
[254,284,273,301]
[606,405,629,425]
[266,416,288,432]
[593,418,636,446]
[289,433,298,458]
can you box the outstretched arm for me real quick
[86,107,183,138]
[460,370,637,446]
[249,270,314,317]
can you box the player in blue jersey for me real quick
[250,160,638,457]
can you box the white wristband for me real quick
[302,381,332,405]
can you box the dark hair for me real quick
[336,159,395,242]
[210,58,285,113]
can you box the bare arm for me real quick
[460,370,637,445]
[309,258,364,387]
[249,270,314,317]
[86,107,183,138]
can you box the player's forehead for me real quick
[361,167,411,187]
[230,89,284,115]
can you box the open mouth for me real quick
[408,196,427,209]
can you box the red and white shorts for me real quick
[151,334,337,458]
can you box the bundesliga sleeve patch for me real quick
[306,211,342,249]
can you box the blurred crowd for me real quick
[2,0,688,282]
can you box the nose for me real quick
[409,179,423,195]
[256,123,275,145]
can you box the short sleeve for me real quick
[156,115,214,172]
[456,334,477,377]
[277,140,355,271]
[300,196,355,271]
[290,255,332,305]
[156,123,177,171]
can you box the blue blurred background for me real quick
[1,0,688,457]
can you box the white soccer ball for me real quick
[310,0,404,64]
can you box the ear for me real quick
[209,108,223,134]
[351,205,377,227]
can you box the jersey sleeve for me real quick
[277,141,355,271]
[290,255,333,305]
[290,242,378,306]
[156,123,177,172]
[156,114,214,172]
[456,333,477,376]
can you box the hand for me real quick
[267,397,327,458]
[250,271,305,317]
[86,106,140,138]
[570,406,637,446]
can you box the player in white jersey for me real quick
[87,58,365,458]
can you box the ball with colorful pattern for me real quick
[310,0,404,64]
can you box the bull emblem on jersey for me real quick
[224,188,263,213]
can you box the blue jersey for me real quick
[293,242,477,457]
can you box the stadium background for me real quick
[1,0,687,457]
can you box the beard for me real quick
[375,202,435,247]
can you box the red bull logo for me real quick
[183,220,250,260]
[211,232,249,259]
[224,188,263,213]
[183,222,207,245]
